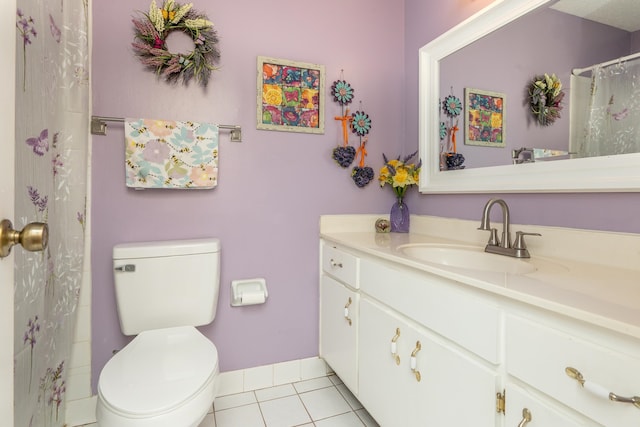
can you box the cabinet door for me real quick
[359,298,409,426]
[320,275,358,392]
[359,297,500,427]
[407,317,499,426]
[505,383,602,427]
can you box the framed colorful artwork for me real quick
[464,88,506,148]
[257,56,325,134]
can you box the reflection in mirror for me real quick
[438,0,640,169]
[418,0,640,193]
[571,54,640,159]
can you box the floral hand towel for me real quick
[124,118,219,189]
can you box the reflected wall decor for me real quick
[464,87,505,148]
[257,56,325,134]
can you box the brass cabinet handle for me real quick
[343,297,352,326]
[0,219,48,258]
[410,341,422,382]
[566,367,640,409]
[390,328,401,365]
[517,408,532,427]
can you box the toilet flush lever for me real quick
[114,264,136,272]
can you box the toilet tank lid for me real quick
[113,238,220,259]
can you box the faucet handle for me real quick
[513,231,541,250]
[478,227,500,246]
[488,228,500,246]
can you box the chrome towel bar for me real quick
[90,115,242,142]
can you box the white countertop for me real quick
[320,215,640,340]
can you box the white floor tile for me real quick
[293,376,333,393]
[214,391,257,411]
[255,383,296,402]
[259,395,311,427]
[74,374,372,427]
[299,387,352,421]
[215,403,265,427]
[315,411,366,427]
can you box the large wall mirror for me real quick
[419,0,640,193]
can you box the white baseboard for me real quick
[217,356,330,397]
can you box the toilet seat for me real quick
[98,326,218,418]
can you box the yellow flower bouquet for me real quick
[379,151,421,233]
[379,151,421,200]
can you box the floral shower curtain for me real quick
[14,0,89,425]
[574,57,640,158]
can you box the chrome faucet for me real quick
[478,198,540,258]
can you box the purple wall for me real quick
[440,8,631,168]
[91,0,404,390]
[403,0,640,232]
[92,0,640,393]
[632,30,640,51]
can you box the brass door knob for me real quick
[0,219,49,258]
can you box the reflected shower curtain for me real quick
[14,0,89,426]
[573,57,640,158]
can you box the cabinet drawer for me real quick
[321,242,359,288]
[360,257,501,364]
[506,315,640,426]
[505,382,600,426]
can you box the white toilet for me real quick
[96,238,221,427]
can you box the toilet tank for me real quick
[113,238,221,336]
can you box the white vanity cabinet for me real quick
[318,234,640,427]
[320,240,501,425]
[319,243,360,393]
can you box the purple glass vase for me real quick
[390,198,410,233]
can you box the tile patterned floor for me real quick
[82,374,379,427]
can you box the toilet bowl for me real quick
[97,326,219,427]
[96,239,222,427]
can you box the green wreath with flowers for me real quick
[528,73,565,126]
[132,0,220,88]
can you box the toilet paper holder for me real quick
[231,278,268,306]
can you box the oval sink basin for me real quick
[397,244,537,275]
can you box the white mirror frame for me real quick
[418,0,640,193]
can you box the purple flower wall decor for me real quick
[351,110,372,136]
[25,129,49,156]
[331,80,354,105]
